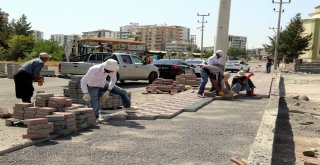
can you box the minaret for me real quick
[215,0,232,67]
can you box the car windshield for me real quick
[155,59,181,65]
[186,60,203,65]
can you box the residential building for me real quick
[32,30,44,40]
[301,5,320,62]
[228,35,247,49]
[51,34,65,45]
[135,25,190,51]
[117,23,139,40]
[247,48,268,58]
[165,41,189,52]
[64,34,81,46]
[82,29,113,38]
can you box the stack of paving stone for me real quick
[48,97,72,111]
[46,114,67,134]
[65,109,88,129]
[66,75,85,104]
[176,74,201,86]
[23,107,39,119]
[35,107,57,118]
[12,103,34,120]
[78,108,96,125]
[54,112,77,132]
[146,78,185,94]
[99,93,124,109]
[35,93,54,107]
[40,65,56,77]
[23,118,53,140]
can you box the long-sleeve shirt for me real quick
[203,65,223,74]
[80,63,117,93]
[207,55,221,66]
[20,58,44,78]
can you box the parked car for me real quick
[225,60,250,72]
[185,59,207,77]
[59,52,159,84]
[154,59,191,79]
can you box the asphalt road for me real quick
[0,98,268,165]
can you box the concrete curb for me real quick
[247,73,282,164]
[182,98,214,112]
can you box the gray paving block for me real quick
[182,98,214,112]
[46,115,65,121]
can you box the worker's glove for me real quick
[101,91,110,101]
[83,93,91,102]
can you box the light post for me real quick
[197,13,210,60]
[272,0,291,70]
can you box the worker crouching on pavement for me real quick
[197,65,223,98]
[80,59,137,121]
[13,52,50,103]
[231,70,255,96]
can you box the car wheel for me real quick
[148,72,158,84]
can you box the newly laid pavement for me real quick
[0,72,277,164]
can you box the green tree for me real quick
[0,9,12,49]
[7,34,35,60]
[203,50,213,59]
[11,14,32,36]
[227,47,247,60]
[28,39,64,61]
[264,13,312,61]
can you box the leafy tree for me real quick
[227,47,247,60]
[27,39,64,61]
[11,14,32,36]
[0,46,7,60]
[264,13,312,61]
[7,35,35,60]
[203,50,213,59]
[0,9,12,49]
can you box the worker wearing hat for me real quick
[231,70,255,96]
[13,52,51,103]
[207,50,224,92]
[81,59,137,122]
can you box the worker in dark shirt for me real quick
[231,70,255,96]
[13,52,50,103]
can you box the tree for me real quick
[0,9,12,49]
[7,35,35,60]
[264,13,312,61]
[11,14,32,36]
[227,47,247,60]
[203,50,213,59]
[27,39,64,61]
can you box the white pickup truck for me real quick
[59,52,159,84]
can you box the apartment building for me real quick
[301,5,320,62]
[135,25,190,51]
[228,35,247,49]
[32,30,44,40]
[51,34,81,47]
[165,41,189,52]
[82,29,113,38]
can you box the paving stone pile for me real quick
[46,114,67,134]
[23,118,54,140]
[48,97,72,111]
[65,109,88,129]
[53,112,77,132]
[24,107,38,119]
[35,93,54,107]
[35,107,57,118]
[12,103,34,120]
[80,108,96,125]
[146,74,201,94]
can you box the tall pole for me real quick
[197,13,210,60]
[273,0,290,70]
[215,0,231,68]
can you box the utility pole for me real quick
[197,13,210,60]
[272,0,290,70]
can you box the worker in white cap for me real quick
[80,59,137,122]
[13,52,51,103]
[207,50,224,92]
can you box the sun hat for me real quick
[104,59,119,71]
[237,70,245,76]
[223,72,231,79]
[215,50,223,56]
[39,52,51,58]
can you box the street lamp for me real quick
[197,13,210,60]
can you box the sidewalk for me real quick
[0,72,276,157]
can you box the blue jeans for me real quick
[231,82,250,95]
[86,82,131,118]
[198,68,209,95]
[266,63,272,73]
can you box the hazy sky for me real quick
[1,0,319,49]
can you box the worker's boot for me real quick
[247,88,256,96]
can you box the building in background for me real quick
[51,34,81,47]
[82,29,113,38]
[301,5,320,62]
[135,25,190,51]
[228,35,247,49]
[247,48,267,58]
[32,30,44,40]
[165,41,189,52]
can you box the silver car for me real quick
[185,59,207,77]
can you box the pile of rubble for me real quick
[64,75,126,109]
[146,74,201,94]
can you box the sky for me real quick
[1,0,319,49]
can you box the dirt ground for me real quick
[272,73,320,165]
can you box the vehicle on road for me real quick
[225,60,250,72]
[185,59,207,77]
[59,53,159,84]
[154,59,191,80]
